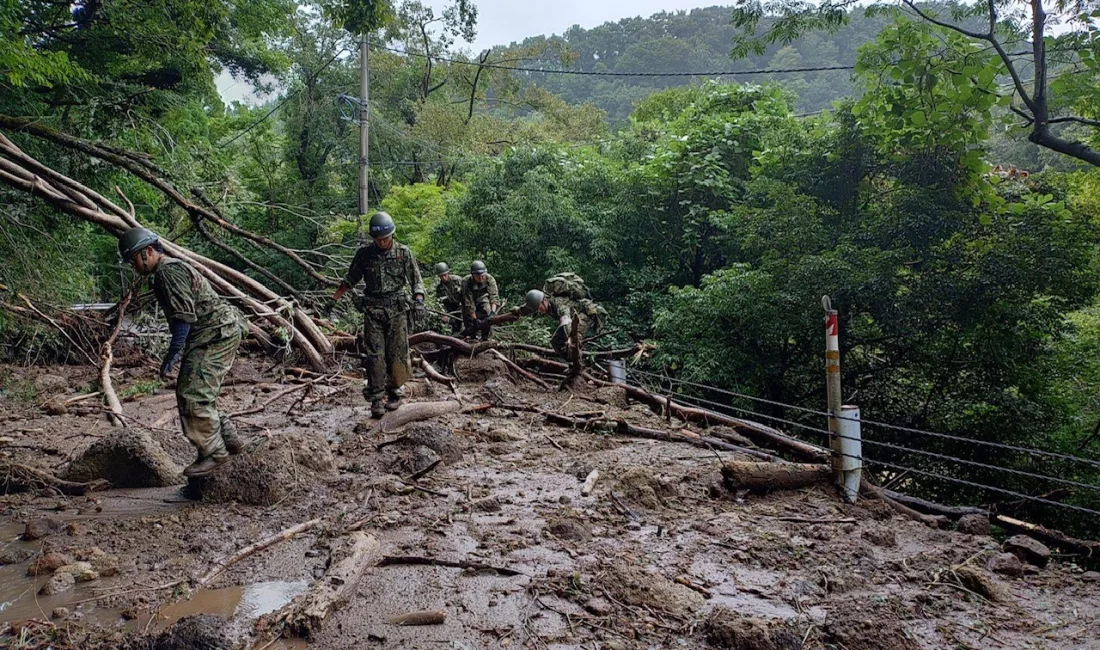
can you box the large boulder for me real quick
[64,428,182,488]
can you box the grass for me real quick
[119,379,162,400]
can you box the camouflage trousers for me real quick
[176,324,242,459]
[362,305,411,401]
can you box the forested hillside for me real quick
[2,0,1100,539]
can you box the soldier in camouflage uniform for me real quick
[523,274,607,359]
[460,261,498,341]
[333,212,425,418]
[433,262,463,335]
[118,227,247,478]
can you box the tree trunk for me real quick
[721,461,831,493]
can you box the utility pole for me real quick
[358,32,370,230]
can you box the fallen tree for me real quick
[722,461,831,493]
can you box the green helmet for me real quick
[525,289,545,311]
[434,262,450,276]
[368,211,396,239]
[118,227,159,262]
[470,260,487,276]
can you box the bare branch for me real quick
[1048,116,1100,129]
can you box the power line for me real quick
[626,366,1100,470]
[219,48,348,148]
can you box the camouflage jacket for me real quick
[343,240,425,308]
[435,275,463,312]
[152,258,240,348]
[461,273,499,316]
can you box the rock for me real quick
[87,553,120,577]
[956,514,991,536]
[704,610,801,650]
[27,552,73,576]
[987,553,1025,578]
[862,528,897,548]
[0,547,35,565]
[593,385,629,409]
[185,431,334,506]
[472,496,503,512]
[558,495,572,505]
[144,614,231,650]
[546,517,592,541]
[400,423,463,463]
[583,597,614,616]
[616,467,678,509]
[1081,571,1100,583]
[23,517,65,541]
[56,562,98,582]
[410,446,441,474]
[33,374,69,394]
[955,566,1011,603]
[72,547,106,561]
[604,564,704,617]
[1004,535,1050,568]
[482,425,527,442]
[51,607,70,620]
[64,428,182,488]
[39,571,75,595]
[44,401,68,416]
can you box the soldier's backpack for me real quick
[542,272,591,302]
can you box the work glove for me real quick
[160,319,190,381]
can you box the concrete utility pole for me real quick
[358,32,370,224]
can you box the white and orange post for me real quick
[823,296,861,502]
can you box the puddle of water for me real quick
[151,580,309,631]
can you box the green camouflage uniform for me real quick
[435,275,463,334]
[461,273,498,339]
[152,258,245,458]
[343,241,424,401]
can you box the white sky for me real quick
[217,1,730,104]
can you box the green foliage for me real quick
[119,379,163,400]
[381,181,463,262]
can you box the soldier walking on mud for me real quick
[332,212,425,419]
[461,261,498,342]
[118,227,247,477]
[434,262,463,335]
[522,272,607,359]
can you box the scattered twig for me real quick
[196,517,322,587]
[378,555,525,576]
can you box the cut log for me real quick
[388,611,446,626]
[581,470,600,496]
[379,400,462,433]
[721,461,831,493]
[283,531,382,638]
[992,514,1100,558]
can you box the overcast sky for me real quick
[217,1,729,103]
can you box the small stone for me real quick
[55,562,94,578]
[23,517,65,541]
[39,572,75,595]
[1004,535,1051,568]
[73,547,106,561]
[1080,571,1100,583]
[957,514,991,536]
[27,552,73,576]
[558,495,572,504]
[584,597,614,616]
[546,517,592,541]
[44,402,68,416]
[954,566,1011,603]
[472,496,503,512]
[987,552,1025,578]
[90,554,120,577]
[0,547,35,565]
[51,607,70,620]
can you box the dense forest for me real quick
[2,0,1100,535]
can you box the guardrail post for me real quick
[823,296,844,487]
[838,405,862,502]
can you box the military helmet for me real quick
[470,260,487,275]
[525,289,545,311]
[434,262,450,276]
[118,227,160,261]
[368,211,396,239]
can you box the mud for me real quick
[63,428,182,488]
[2,358,1100,649]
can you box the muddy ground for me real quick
[2,357,1099,650]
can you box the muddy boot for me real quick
[385,388,403,411]
[183,453,230,477]
[371,399,386,419]
[220,416,244,455]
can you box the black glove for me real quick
[161,319,190,380]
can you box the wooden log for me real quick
[379,400,463,433]
[99,291,132,427]
[283,531,382,638]
[581,470,600,495]
[722,461,831,493]
[992,514,1100,558]
[388,611,446,626]
[881,489,988,519]
[196,517,322,587]
[861,479,947,528]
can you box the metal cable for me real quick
[624,373,1100,517]
[626,366,1100,469]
